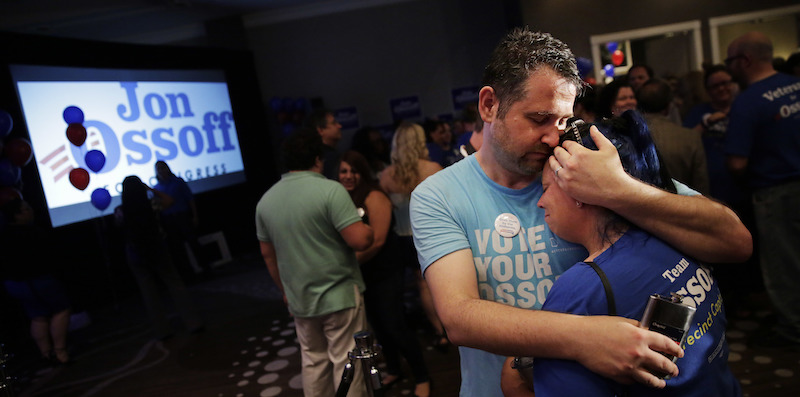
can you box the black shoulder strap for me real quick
[585,261,617,316]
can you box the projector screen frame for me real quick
[0,31,276,230]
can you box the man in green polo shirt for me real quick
[256,131,374,396]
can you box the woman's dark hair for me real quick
[560,110,676,242]
[592,111,674,193]
[422,119,443,143]
[563,110,674,193]
[595,79,633,119]
[339,150,379,208]
[121,175,158,239]
[154,160,175,184]
[350,126,389,168]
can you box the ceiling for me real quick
[0,0,409,45]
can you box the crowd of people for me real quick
[1,159,211,355]
[3,25,799,397]
[255,27,800,397]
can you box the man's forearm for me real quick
[426,250,681,372]
[605,178,752,263]
[553,131,752,264]
[442,294,583,357]
[428,265,680,388]
[426,249,577,356]
[260,242,285,295]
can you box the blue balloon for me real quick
[90,188,112,211]
[63,106,84,124]
[0,109,12,139]
[0,158,21,186]
[84,150,106,173]
[606,41,619,53]
[604,64,615,77]
[576,57,593,78]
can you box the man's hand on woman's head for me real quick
[550,126,635,207]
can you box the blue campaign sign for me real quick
[451,86,479,111]
[390,96,421,122]
[334,107,359,130]
[10,65,246,227]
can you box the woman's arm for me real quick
[356,190,392,264]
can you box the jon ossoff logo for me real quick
[40,82,237,183]
[17,78,244,212]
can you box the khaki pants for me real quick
[294,285,368,397]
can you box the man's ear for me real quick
[742,54,753,69]
[478,86,498,123]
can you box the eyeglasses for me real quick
[707,80,733,90]
[724,54,745,66]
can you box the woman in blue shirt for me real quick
[502,111,740,397]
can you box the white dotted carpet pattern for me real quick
[4,261,797,396]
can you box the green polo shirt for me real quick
[255,171,365,317]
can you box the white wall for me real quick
[520,0,800,63]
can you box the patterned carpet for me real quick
[2,256,460,397]
[2,255,798,396]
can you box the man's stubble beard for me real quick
[488,122,550,177]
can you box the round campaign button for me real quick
[494,213,521,238]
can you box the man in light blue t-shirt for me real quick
[410,28,752,397]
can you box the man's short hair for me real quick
[636,78,672,113]
[482,28,583,119]
[281,129,325,171]
[304,108,333,131]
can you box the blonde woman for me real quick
[379,122,448,351]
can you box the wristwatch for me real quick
[511,356,534,370]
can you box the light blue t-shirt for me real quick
[410,155,586,397]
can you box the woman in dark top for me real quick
[338,151,431,397]
[501,112,739,397]
[118,175,203,340]
[1,198,71,364]
[153,161,208,276]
